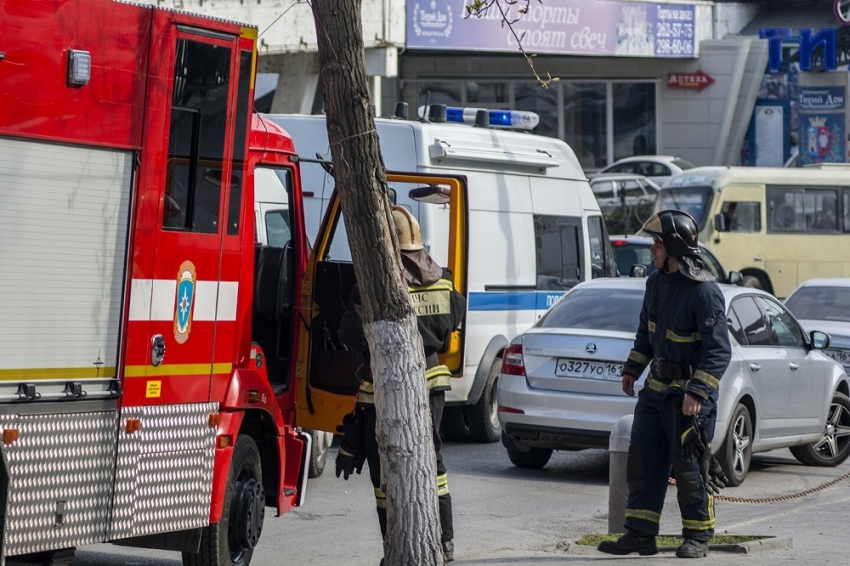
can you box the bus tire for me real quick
[184,435,263,566]
[465,358,501,443]
[308,429,333,478]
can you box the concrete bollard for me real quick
[608,414,634,534]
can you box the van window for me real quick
[720,201,760,232]
[265,210,291,248]
[658,186,713,229]
[534,215,582,290]
[767,186,839,232]
[591,180,615,199]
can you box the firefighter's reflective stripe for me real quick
[625,508,661,524]
[646,377,687,394]
[628,350,650,367]
[426,364,452,390]
[682,497,715,531]
[374,486,387,509]
[665,329,701,343]
[437,472,449,496]
[693,369,720,390]
[128,278,238,321]
[648,321,656,333]
[357,381,375,405]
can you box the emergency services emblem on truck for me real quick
[174,260,197,344]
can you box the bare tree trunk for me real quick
[310,1,443,564]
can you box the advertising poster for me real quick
[407,1,696,58]
[798,113,845,166]
[745,100,790,167]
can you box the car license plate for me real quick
[555,358,623,381]
[825,349,850,366]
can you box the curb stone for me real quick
[568,536,792,555]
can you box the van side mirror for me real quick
[727,271,743,286]
[810,330,830,350]
[409,184,451,205]
[629,265,647,278]
[714,212,727,232]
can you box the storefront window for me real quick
[416,82,462,114]
[515,83,558,139]
[563,82,607,170]
[613,83,656,160]
[466,82,509,105]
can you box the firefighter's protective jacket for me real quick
[622,270,731,401]
[339,264,465,405]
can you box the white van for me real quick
[268,107,618,442]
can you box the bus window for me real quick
[767,186,839,233]
[657,186,713,229]
[720,201,760,233]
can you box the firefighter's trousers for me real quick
[624,389,718,541]
[363,390,453,543]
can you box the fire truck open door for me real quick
[295,173,469,433]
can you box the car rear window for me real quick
[672,158,695,170]
[538,287,644,332]
[785,287,850,323]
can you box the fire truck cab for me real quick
[0,1,311,564]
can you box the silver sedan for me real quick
[497,278,850,486]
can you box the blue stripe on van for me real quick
[467,291,566,311]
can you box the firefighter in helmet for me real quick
[336,205,465,563]
[598,210,732,559]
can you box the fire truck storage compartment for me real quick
[310,261,359,395]
[0,137,130,401]
[253,242,295,394]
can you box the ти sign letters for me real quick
[759,28,837,72]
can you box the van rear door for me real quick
[295,173,469,433]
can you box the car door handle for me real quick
[789,362,800,370]
[749,363,761,371]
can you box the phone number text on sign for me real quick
[655,4,695,58]
[657,38,694,56]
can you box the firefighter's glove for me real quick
[335,411,365,481]
[680,418,708,460]
[700,450,728,495]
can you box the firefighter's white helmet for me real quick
[391,206,424,251]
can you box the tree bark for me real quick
[310,1,443,564]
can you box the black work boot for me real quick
[676,538,710,558]
[597,532,658,556]
[442,540,455,562]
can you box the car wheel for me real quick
[742,275,762,289]
[507,447,553,469]
[789,392,850,467]
[719,403,752,487]
[440,405,470,442]
[465,358,501,443]
[308,429,333,478]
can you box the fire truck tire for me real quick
[184,435,264,566]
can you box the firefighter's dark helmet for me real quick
[638,210,700,257]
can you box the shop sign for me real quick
[759,28,837,72]
[407,1,696,58]
[666,70,714,91]
[799,87,845,110]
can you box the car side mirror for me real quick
[810,330,830,350]
[629,265,647,278]
[727,271,743,286]
[714,212,727,232]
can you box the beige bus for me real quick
[655,166,850,298]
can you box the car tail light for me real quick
[501,344,525,376]
[611,239,629,247]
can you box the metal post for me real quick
[608,414,634,534]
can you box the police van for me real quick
[268,105,618,442]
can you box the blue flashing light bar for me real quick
[444,106,540,130]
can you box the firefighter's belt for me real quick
[652,358,693,381]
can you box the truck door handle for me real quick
[749,363,761,371]
[151,334,166,366]
[754,256,762,262]
[789,362,800,370]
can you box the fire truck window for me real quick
[227,50,253,236]
[163,38,232,234]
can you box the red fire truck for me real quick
[0,0,313,564]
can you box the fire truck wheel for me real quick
[308,429,333,478]
[184,434,264,566]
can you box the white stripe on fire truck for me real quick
[128,279,238,322]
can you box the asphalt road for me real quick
[21,440,850,566]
